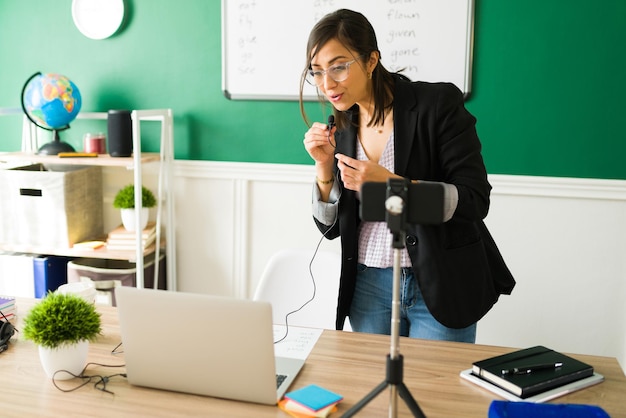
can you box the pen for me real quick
[501,362,563,375]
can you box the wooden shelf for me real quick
[0,239,166,262]
[0,152,160,168]
[0,151,164,262]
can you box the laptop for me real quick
[115,286,306,405]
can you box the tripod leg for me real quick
[398,383,426,418]
[343,241,427,417]
[341,381,388,417]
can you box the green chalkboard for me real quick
[1,0,625,180]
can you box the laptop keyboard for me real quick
[276,374,287,389]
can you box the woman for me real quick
[301,9,515,343]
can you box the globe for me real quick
[21,72,82,154]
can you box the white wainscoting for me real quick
[171,160,626,371]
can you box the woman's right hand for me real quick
[303,121,336,165]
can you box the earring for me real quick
[368,72,372,80]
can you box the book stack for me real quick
[279,384,343,417]
[106,222,157,251]
[461,345,604,402]
[0,295,16,321]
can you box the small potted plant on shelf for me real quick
[22,292,102,380]
[113,184,157,231]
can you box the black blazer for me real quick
[315,77,515,330]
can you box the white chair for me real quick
[253,248,350,331]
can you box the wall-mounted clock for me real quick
[72,0,125,40]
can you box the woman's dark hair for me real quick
[299,9,395,130]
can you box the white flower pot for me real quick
[120,207,149,231]
[38,340,89,380]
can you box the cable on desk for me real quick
[52,362,127,395]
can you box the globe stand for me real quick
[37,129,75,155]
[20,71,81,156]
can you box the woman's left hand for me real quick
[335,153,399,192]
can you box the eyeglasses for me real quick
[306,58,360,86]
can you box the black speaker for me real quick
[107,109,133,157]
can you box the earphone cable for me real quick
[52,362,127,395]
[274,172,342,344]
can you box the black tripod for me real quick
[343,179,440,418]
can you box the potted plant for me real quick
[113,184,156,231]
[22,292,101,380]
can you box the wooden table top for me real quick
[2,299,624,417]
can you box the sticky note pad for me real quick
[284,384,343,412]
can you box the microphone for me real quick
[327,115,335,131]
[327,115,336,148]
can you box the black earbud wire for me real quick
[52,362,127,395]
[273,169,342,344]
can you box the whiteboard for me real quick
[222,0,474,101]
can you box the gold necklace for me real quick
[372,112,392,134]
[362,119,385,134]
[362,110,392,134]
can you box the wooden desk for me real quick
[3,300,625,417]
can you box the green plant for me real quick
[22,292,101,349]
[113,184,156,209]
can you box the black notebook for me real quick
[471,346,594,398]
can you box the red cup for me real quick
[83,133,106,154]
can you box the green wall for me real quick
[1,1,625,179]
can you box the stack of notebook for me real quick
[279,384,343,417]
[0,295,16,321]
[106,222,157,251]
[461,345,604,403]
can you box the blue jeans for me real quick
[349,264,476,343]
